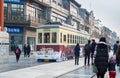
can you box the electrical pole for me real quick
[0,0,4,31]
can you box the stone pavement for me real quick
[57,65,95,78]
[0,58,84,78]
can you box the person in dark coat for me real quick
[23,44,27,57]
[27,44,31,58]
[113,41,119,55]
[116,45,120,67]
[15,46,21,62]
[91,39,96,65]
[84,40,91,66]
[74,43,80,65]
[94,37,109,78]
[108,56,116,78]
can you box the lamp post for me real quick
[0,0,4,31]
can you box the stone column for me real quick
[0,31,9,64]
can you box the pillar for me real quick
[0,0,4,31]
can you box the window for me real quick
[64,35,66,42]
[52,0,56,4]
[44,33,50,43]
[73,35,74,44]
[4,3,8,20]
[52,32,57,43]
[11,4,24,21]
[67,34,69,43]
[70,35,72,43]
[38,33,42,43]
[60,33,62,43]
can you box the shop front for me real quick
[5,26,23,52]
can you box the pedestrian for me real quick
[113,41,119,55]
[23,44,27,57]
[91,39,97,65]
[84,40,91,66]
[116,45,120,71]
[26,44,31,58]
[15,46,21,62]
[74,43,80,65]
[108,56,116,78]
[94,37,109,78]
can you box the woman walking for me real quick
[15,46,21,62]
[94,37,109,78]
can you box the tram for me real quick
[36,23,90,62]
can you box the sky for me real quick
[76,0,120,35]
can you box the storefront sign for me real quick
[4,0,24,4]
[5,26,23,34]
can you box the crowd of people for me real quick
[74,37,120,78]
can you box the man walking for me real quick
[113,41,119,55]
[84,40,91,66]
[91,39,96,65]
[74,43,80,65]
[27,44,31,58]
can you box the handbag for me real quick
[92,65,98,73]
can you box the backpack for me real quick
[16,49,19,54]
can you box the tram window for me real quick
[60,33,62,43]
[38,33,42,43]
[73,35,74,44]
[70,35,71,43]
[64,35,66,42]
[44,33,50,43]
[52,32,57,43]
[67,34,69,43]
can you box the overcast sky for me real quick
[76,0,120,34]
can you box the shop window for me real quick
[52,32,57,43]
[44,33,50,43]
[38,33,42,43]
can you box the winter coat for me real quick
[116,46,120,66]
[113,43,118,54]
[108,61,116,71]
[84,43,91,55]
[91,42,96,53]
[27,45,31,53]
[74,45,80,57]
[95,42,109,74]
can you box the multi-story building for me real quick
[101,26,112,44]
[4,0,48,52]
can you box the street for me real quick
[0,54,49,73]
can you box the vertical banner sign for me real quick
[0,0,4,31]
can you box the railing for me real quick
[4,15,47,27]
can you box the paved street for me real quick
[0,54,49,73]
[57,65,95,78]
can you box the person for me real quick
[84,40,91,66]
[26,44,31,58]
[91,39,97,65]
[74,43,80,65]
[94,37,109,78]
[23,44,27,57]
[108,56,116,78]
[113,41,119,55]
[116,45,120,71]
[15,46,21,62]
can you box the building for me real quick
[4,0,48,52]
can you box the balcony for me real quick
[4,15,47,28]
